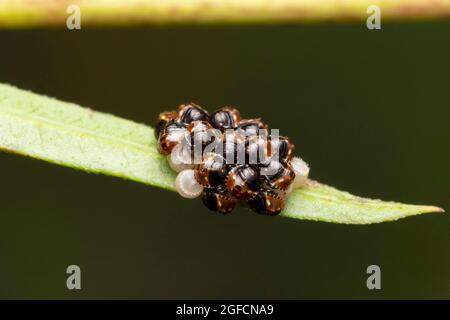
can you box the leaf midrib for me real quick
[0,105,156,155]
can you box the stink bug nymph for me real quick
[248,189,285,216]
[236,118,268,136]
[261,160,296,191]
[210,107,241,131]
[158,120,187,155]
[202,187,237,214]
[226,165,261,201]
[269,136,295,162]
[155,111,178,139]
[155,103,308,216]
[177,103,209,124]
[195,153,230,188]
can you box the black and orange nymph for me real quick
[155,103,310,216]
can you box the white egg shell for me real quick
[292,157,310,189]
[175,169,203,199]
[168,144,194,172]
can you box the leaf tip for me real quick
[426,206,445,214]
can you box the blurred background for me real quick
[0,21,449,299]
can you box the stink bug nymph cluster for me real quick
[155,103,310,216]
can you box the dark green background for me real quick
[0,22,449,299]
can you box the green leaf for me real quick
[0,83,443,224]
[283,180,442,224]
